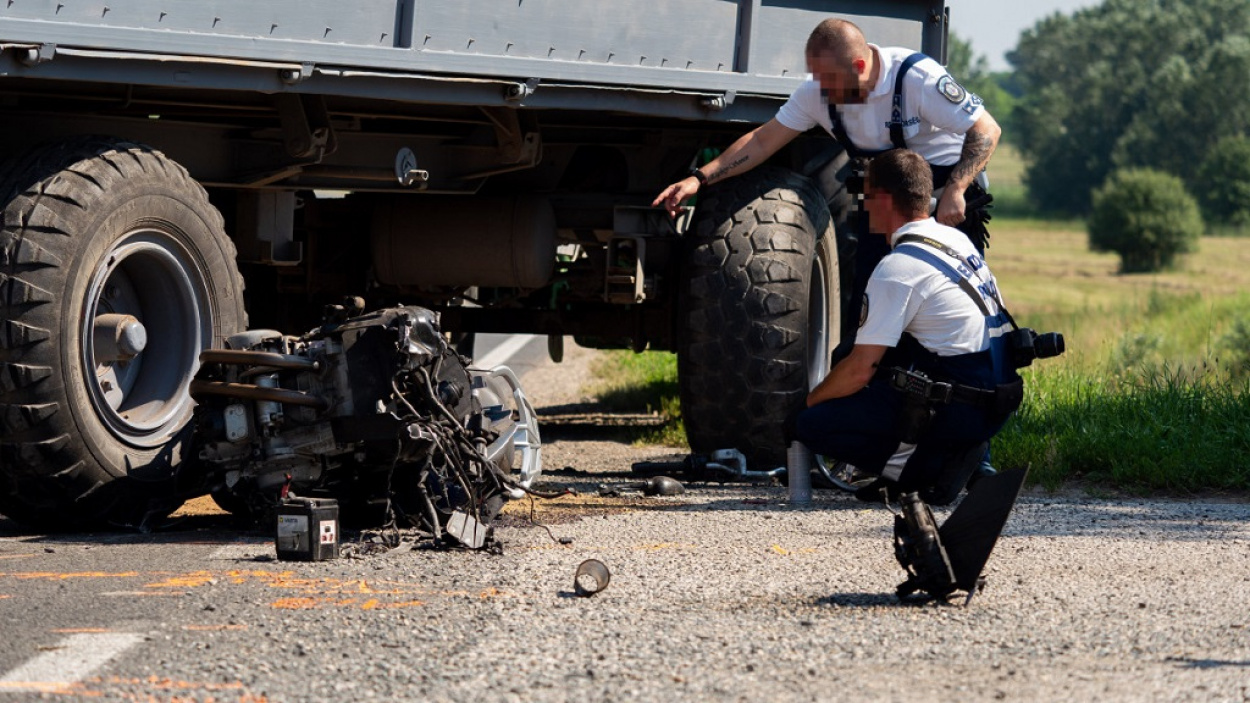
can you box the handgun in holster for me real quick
[889,368,952,444]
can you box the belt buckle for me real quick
[928,382,953,403]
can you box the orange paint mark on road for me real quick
[147,571,218,589]
[0,681,80,693]
[99,675,247,691]
[92,675,266,701]
[771,545,791,555]
[50,628,112,633]
[0,594,11,599]
[0,553,38,560]
[10,567,435,610]
[144,674,247,691]
[269,596,425,611]
[270,597,321,609]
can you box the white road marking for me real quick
[472,334,536,371]
[0,632,145,693]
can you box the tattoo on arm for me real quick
[949,131,994,188]
[707,154,750,184]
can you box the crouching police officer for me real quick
[796,149,1022,505]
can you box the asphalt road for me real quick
[0,339,1248,702]
[2,472,1249,702]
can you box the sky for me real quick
[946,0,1101,71]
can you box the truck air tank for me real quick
[371,195,556,289]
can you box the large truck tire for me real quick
[0,137,246,529]
[678,167,840,469]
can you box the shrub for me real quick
[1196,135,1250,229]
[1088,168,1203,273]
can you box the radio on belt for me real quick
[276,497,340,561]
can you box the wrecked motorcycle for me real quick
[187,304,541,548]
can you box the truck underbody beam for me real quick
[436,306,674,352]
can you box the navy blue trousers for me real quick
[796,379,1007,500]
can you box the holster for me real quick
[889,368,946,443]
[887,367,1022,437]
[898,393,934,444]
[991,378,1024,417]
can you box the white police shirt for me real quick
[775,45,984,166]
[856,218,1004,356]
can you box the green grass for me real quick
[588,350,685,447]
[986,217,1250,492]
[984,143,1037,218]
[995,365,1250,493]
[586,195,1250,493]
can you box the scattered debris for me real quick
[275,497,340,561]
[598,476,685,497]
[632,449,783,482]
[574,559,611,596]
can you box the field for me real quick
[979,218,1250,493]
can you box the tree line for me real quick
[950,0,1250,270]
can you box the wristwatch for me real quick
[688,167,709,187]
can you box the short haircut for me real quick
[805,18,868,68]
[867,149,933,217]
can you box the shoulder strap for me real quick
[888,52,927,150]
[825,52,927,158]
[894,233,1017,329]
[826,103,871,158]
[893,242,992,317]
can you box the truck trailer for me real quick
[0,0,948,527]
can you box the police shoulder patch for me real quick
[859,294,870,328]
[936,75,967,104]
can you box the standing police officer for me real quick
[796,149,1021,503]
[653,17,1000,251]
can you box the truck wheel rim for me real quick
[807,250,831,390]
[82,229,210,446]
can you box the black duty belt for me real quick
[882,366,1020,412]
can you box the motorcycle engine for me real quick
[189,305,541,548]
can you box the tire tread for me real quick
[0,136,245,529]
[679,167,836,466]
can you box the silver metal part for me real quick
[705,448,786,480]
[574,559,611,597]
[394,147,430,187]
[92,313,147,362]
[445,510,488,549]
[223,404,250,442]
[605,237,646,304]
[786,441,813,503]
[469,364,543,489]
[254,374,282,429]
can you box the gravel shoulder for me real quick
[1,341,1246,702]
[486,342,1250,703]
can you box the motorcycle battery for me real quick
[276,497,339,561]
